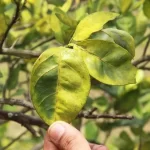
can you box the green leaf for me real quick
[54,7,77,28]
[116,13,136,36]
[143,0,150,18]
[0,71,3,78]
[47,0,64,6]
[119,0,132,13]
[72,11,119,41]
[142,141,150,150]
[77,40,137,85]
[103,28,135,57]
[114,131,134,150]
[50,14,64,44]
[0,14,7,40]
[50,11,76,44]
[7,64,20,90]
[84,121,99,142]
[30,47,90,125]
[114,89,139,113]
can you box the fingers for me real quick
[44,132,58,150]
[89,143,109,150]
[47,121,91,150]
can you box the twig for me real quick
[138,133,142,150]
[0,98,34,109]
[132,55,150,66]
[136,34,150,46]
[78,113,134,120]
[31,37,55,50]
[0,2,21,51]
[24,124,38,137]
[2,48,41,58]
[138,67,150,71]
[2,130,27,150]
[0,110,48,129]
[142,35,150,56]
[84,107,98,116]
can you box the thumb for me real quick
[48,121,90,150]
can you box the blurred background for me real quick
[0,0,150,150]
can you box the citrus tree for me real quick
[0,0,150,150]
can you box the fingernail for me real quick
[48,123,65,142]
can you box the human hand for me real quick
[44,121,108,150]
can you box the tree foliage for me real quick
[0,0,150,150]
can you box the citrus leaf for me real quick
[116,13,136,36]
[114,89,139,113]
[72,11,119,41]
[143,0,150,18]
[61,0,73,12]
[84,121,99,142]
[7,64,20,90]
[0,14,7,40]
[54,7,77,28]
[50,14,64,44]
[0,71,2,78]
[30,47,90,125]
[103,28,135,57]
[77,40,137,85]
[119,0,132,13]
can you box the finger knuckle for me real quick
[61,135,77,149]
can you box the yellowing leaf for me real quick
[50,14,64,44]
[77,40,137,85]
[119,0,132,13]
[103,28,135,57]
[27,0,35,3]
[30,47,90,125]
[72,11,118,41]
[61,0,73,12]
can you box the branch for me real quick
[2,48,41,58]
[0,1,21,51]
[142,35,150,56]
[78,112,134,120]
[132,55,150,66]
[0,98,34,109]
[0,110,48,129]
[31,37,55,50]
[138,67,150,70]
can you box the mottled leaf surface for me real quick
[30,47,90,125]
[77,40,136,85]
[103,28,135,57]
[72,11,118,41]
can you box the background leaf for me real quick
[54,7,77,28]
[0,71,3,78]
[143,0,150,18]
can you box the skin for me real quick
[44,121,108,150]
